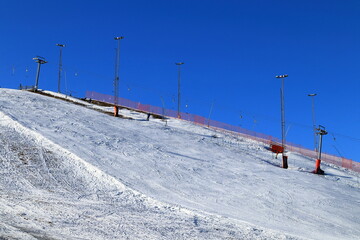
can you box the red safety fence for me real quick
[86,91,360,173]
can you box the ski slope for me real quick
[0,88,359,240]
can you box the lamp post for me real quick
[33,56,47,91]
[308,93,317,151]
[276,74,289,169]
[114,36,124,117]
[56,44,65,93]
[175,62,184,118]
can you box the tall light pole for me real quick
[175,62,184,118]
[114,36,124,117]
[308,93,317,151]
[276,74,289,169]
[56,44,65,93]
[33,56,47,91]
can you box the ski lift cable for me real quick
[285,124,292,138]
[332,145,344,158]
[331,133,349,159]
[328,131,360,142]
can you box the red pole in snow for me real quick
[114,106,119,117]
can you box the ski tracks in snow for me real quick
[1,89,359,240]
[0,107,299,239]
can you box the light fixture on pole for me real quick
[313,125,327,175]
[308,93,317,151]
[276,74,289,169]
[56,44,65,93]
[114,36,124,117]
[175,62,184,118]
[33,56,47,91]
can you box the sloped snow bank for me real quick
[0,89,359,239]
[0,91,300,239]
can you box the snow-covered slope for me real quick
[0,89,359,240]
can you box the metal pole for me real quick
[176,62,184,118]
[34,62,41,91]
[308,94,317,151]
[178,65,181,118]
[114,36,124,116]
[281,78,285,149]
[114,37,123,105]
[58,47,62,93]
[33,57,47,91]
[160,96,165,120]
[56,44,65,93]
[276,74,288,169]
[317,131,323,160]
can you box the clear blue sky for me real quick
[1,0,359,162]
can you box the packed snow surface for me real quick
[0,89,359,240]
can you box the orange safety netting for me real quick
[86,91,359,173]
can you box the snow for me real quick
[0,88,359,240]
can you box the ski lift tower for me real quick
[33,56,47,91]
[313,125,328,174]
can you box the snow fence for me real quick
[85,91,359,173]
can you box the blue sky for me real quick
[1,0,359,162]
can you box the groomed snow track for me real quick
[0,91,299,239]
[0,89,359,240]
